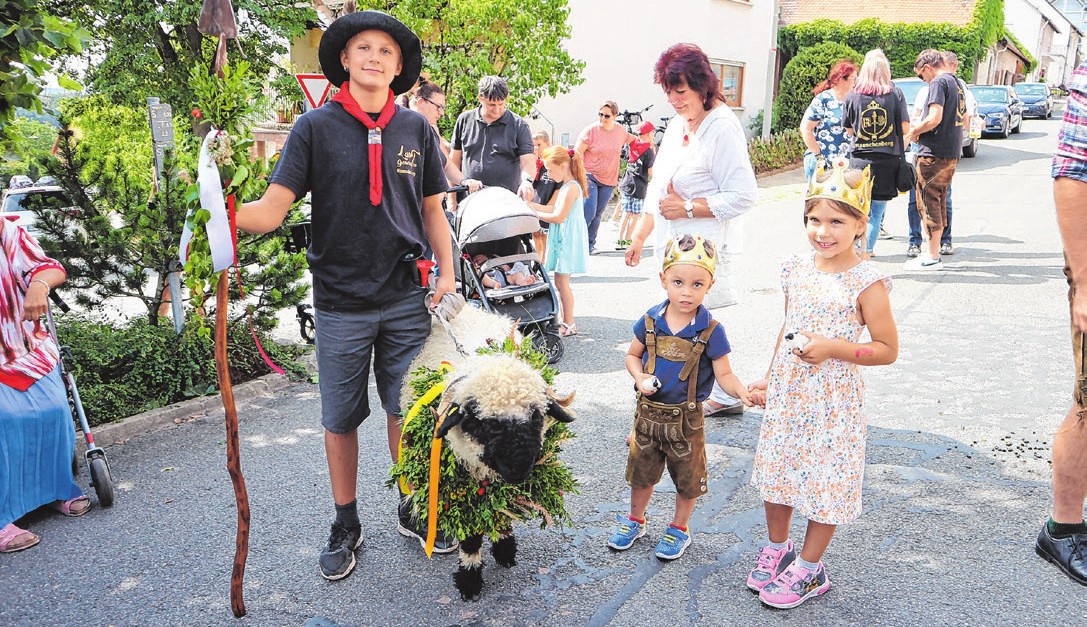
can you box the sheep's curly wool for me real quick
[390,337,578,542]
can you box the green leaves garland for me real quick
[388,337,578,542]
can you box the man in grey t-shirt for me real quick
[450,76,536,199]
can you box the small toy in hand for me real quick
[645,376,661,391]
[784,332,809,353]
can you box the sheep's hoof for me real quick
[492,535,517,568]
[453,564,484,601]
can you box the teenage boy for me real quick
[235,10,458,582]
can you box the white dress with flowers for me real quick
[750,253,891,525]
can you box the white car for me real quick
[1,185,80,235]
[891,77,982,158]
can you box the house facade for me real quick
[1004,0,1081,87]
[531,0,776,146]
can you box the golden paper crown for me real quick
[806,158,873,217]
[662,234,716,277]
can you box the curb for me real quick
[755,161,803,179]
[77,372,300,453]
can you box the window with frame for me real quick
[711,60,744,108]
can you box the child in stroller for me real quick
[472,253,540,289]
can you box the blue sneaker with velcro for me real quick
[654,525,692,560]
[607,514,647,550]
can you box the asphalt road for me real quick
[3,110,1085,626]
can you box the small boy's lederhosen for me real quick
[625,315,718,499]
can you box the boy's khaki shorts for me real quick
[625,397,708,499]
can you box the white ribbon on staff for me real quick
[179,129,236,272]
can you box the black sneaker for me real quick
[1035,524,1087,585]
[906,243,921,258]
[398,498,459,554]
[319,522,362,580]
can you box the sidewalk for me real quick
[3,135,1084,626]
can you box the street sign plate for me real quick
[296,74,331,109]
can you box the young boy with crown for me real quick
[608,234,753,560]
[235,10,458,581]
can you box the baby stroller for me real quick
[453,187,564,363]
[46,294,116,507]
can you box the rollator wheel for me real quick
[89,457,115,507]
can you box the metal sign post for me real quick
[147,97,184,334]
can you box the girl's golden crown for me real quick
[806,158,873,217]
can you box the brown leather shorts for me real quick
[1066,261,1087,407]
[915,155,958,237]
[625,397,708,499]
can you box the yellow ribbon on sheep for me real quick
[398,361,453,557]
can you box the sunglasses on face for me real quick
[916,66,928,79]
[421,96,446,112]
[598,112,613,119]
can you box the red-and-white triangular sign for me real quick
[296,74,331,109]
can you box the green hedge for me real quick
[54,316,309,427]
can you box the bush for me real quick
[748,129,805,175]
[54,315,309,427]
[772,42,862,134]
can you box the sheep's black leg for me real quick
[491,533,517,568]
[453,534,484,601]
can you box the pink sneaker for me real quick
[758,561,831,609]
[746,540,796,591]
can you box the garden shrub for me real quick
[748,129,805,175]
[771,42,862,134]
[54,315,308,427]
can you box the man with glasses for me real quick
[450,75,535,199]
[903,49,963,270]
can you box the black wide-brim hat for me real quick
[319,10,422,95]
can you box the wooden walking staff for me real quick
[196,0,248,616]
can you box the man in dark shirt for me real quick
[450,76,536,199]
[904,48,963,270]
[235,10,458,582]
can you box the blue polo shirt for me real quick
[633,301,730,404]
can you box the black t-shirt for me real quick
[270,102,447,311]
[618,146,656,198]
[533,161,560,205]
[843,88,908,156]
[916,72,964,159]
[451,108,533,192]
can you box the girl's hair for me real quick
[812,59,857,95]
[654,43,724,111]
[600,100,618,116]
[542,146,588,198]
[853,49,892,96]
[532,130,550,143]
[804,167,867,235]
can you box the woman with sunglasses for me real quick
[401,77,451,158]
[575,100,637,254]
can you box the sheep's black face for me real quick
[459,408,545,485]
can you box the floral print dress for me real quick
[750,254,891,525]
[804,91,853,162]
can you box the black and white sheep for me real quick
[399,302,575,601]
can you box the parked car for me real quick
[0,185,80,236]
[6,175,33,190]
[969,84,1023,138]
[891,77,981,158]
[1012,82,1053,118]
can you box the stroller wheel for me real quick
[530,330,564,364]
[89,457,115,507]
[298,309,316,344]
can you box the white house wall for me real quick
[1005,0,1081,85]
[531,0,774,147]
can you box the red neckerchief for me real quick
[331,85,397,204]
[535,156,544,180]
[629,140,651,164]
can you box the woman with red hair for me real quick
[625,42,757,416]
[801,59,858,181]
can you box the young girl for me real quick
[745,159,898,609]
[529,146,590,336]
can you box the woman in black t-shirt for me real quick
[843,49,910,260]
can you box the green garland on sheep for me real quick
[387,336,579,542]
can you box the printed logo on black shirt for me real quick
[858,100,893,147]
[396,145,419,176]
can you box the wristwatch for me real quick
[684,198,695,219]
